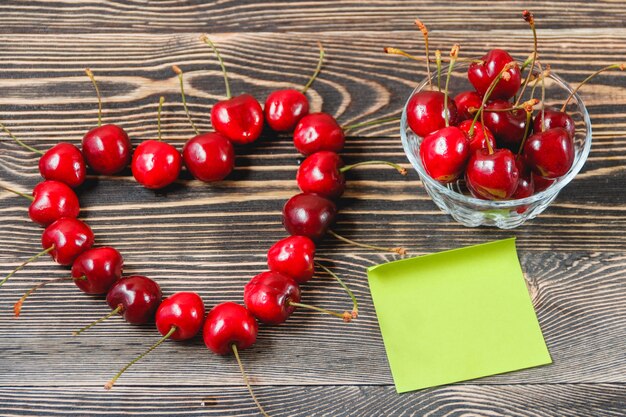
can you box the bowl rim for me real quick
[400,64,593,209]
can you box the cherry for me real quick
[203,302,257,355]
[454,91,482,121]
[523,127,574,179]
[406,90,458,138]
[468,49,521,100]
[81,69,132,175]
[182,132,235,182]
[458,120,496,154]
[267,235,315,284]
[202,36,264,145]
[104,291,205,390]
[482,99,527,150]
[39,143,87,188]
[131,97,182,189]
[282,193,336,241]
[244,271,300,324]
[42,217,95,265]
[466,148,520,200]
[25,180,79,227]
[511,173,534,200]
[105,275,162,325]
[293,112,345,156]
[533,108,575,139]
[419,126,469,183]
[71,247,123,295]
[532,172,555,192]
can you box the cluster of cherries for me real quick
[388,13,622,202]
[1,36,406,416]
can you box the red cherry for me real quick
[71,247,123,295]
[458,120,496,154]
[82,124,132,175]
[244,271,300,324]
[466,148,520,200]
[282,193,337,241]
[468,49,521,100]
[28,181,80,227]
[182,132,235,182]
[419,126,469,183]
[406,91,458,138]
[523,127,574,178]
[293,112,345,156]
[106,275,162,325]
[211,94,264,145]
[533,108,576,139]
[265,89,309,132]
[39,143,86,188]
[532,172,555,192]
[267,235,315,284]
[203,302,258,355]
[454,91,482,121]
[482,99,527,150]
[156,292,205,341]
[296,151,345,199]
[42,218,94,265]
[131,140,182,189]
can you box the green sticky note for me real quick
[367,238,551,393]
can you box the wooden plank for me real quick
[0,1,624,33]
[0,384,624,416]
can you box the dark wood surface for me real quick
[0,1,625,416]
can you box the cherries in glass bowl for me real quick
[400,61,592,229]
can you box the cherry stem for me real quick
[383,47,481,64]
[435,50,442,92]
[72,304,123,336]
[231,344,271,417]
[342,116,400,132]
[560,63,625,112]
[157,96,165,141]
[85,68,102,127]
[0,246,54,288]
[443,44,460,127]
[0,184,34,201]
[172,65,200,136]
[327,229,407,255]
[414,19,431,88]
[0,120,43,155]
[105,325,176,390]
[339,160,407,176]
[517,108,534,158]
[540,63,547,132]
[514,10,538,107]
[301,41,325,94]
[288,301,352,322]
[315,261,358,319]
[201,35,232,100]
[14,275,86,317]
[480,110,494,155]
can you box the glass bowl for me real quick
[400,62,592,229]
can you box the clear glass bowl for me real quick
[400,63,592,229]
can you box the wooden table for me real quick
[0,1,624,416]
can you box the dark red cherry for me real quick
[532,172,555,192]
[203,302,258,355]
[482,99,527,151]
[41,217,94,265]
[267,235,315,284]
[458,120,496,154]
[468,49,521,100]
[296,151,345,199]
[156,292,205,341]
[106,275,162,325]
[419,126,469,183]
[131,140,182,189]
[533,108,576,139]
[282,193,337,241]
[244,271,300,325]
[28,180,80,227]
[182,132,235,182]
[82,124,132,175]
[39,143,86,188]
[466,148,520,200]
[71,247,123,295]
[265,89,309,132]
[293,112,345,156]
[454,91,482,121]
[406,91,458,138]
[523,127,574,178]
[211,94,264,145]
